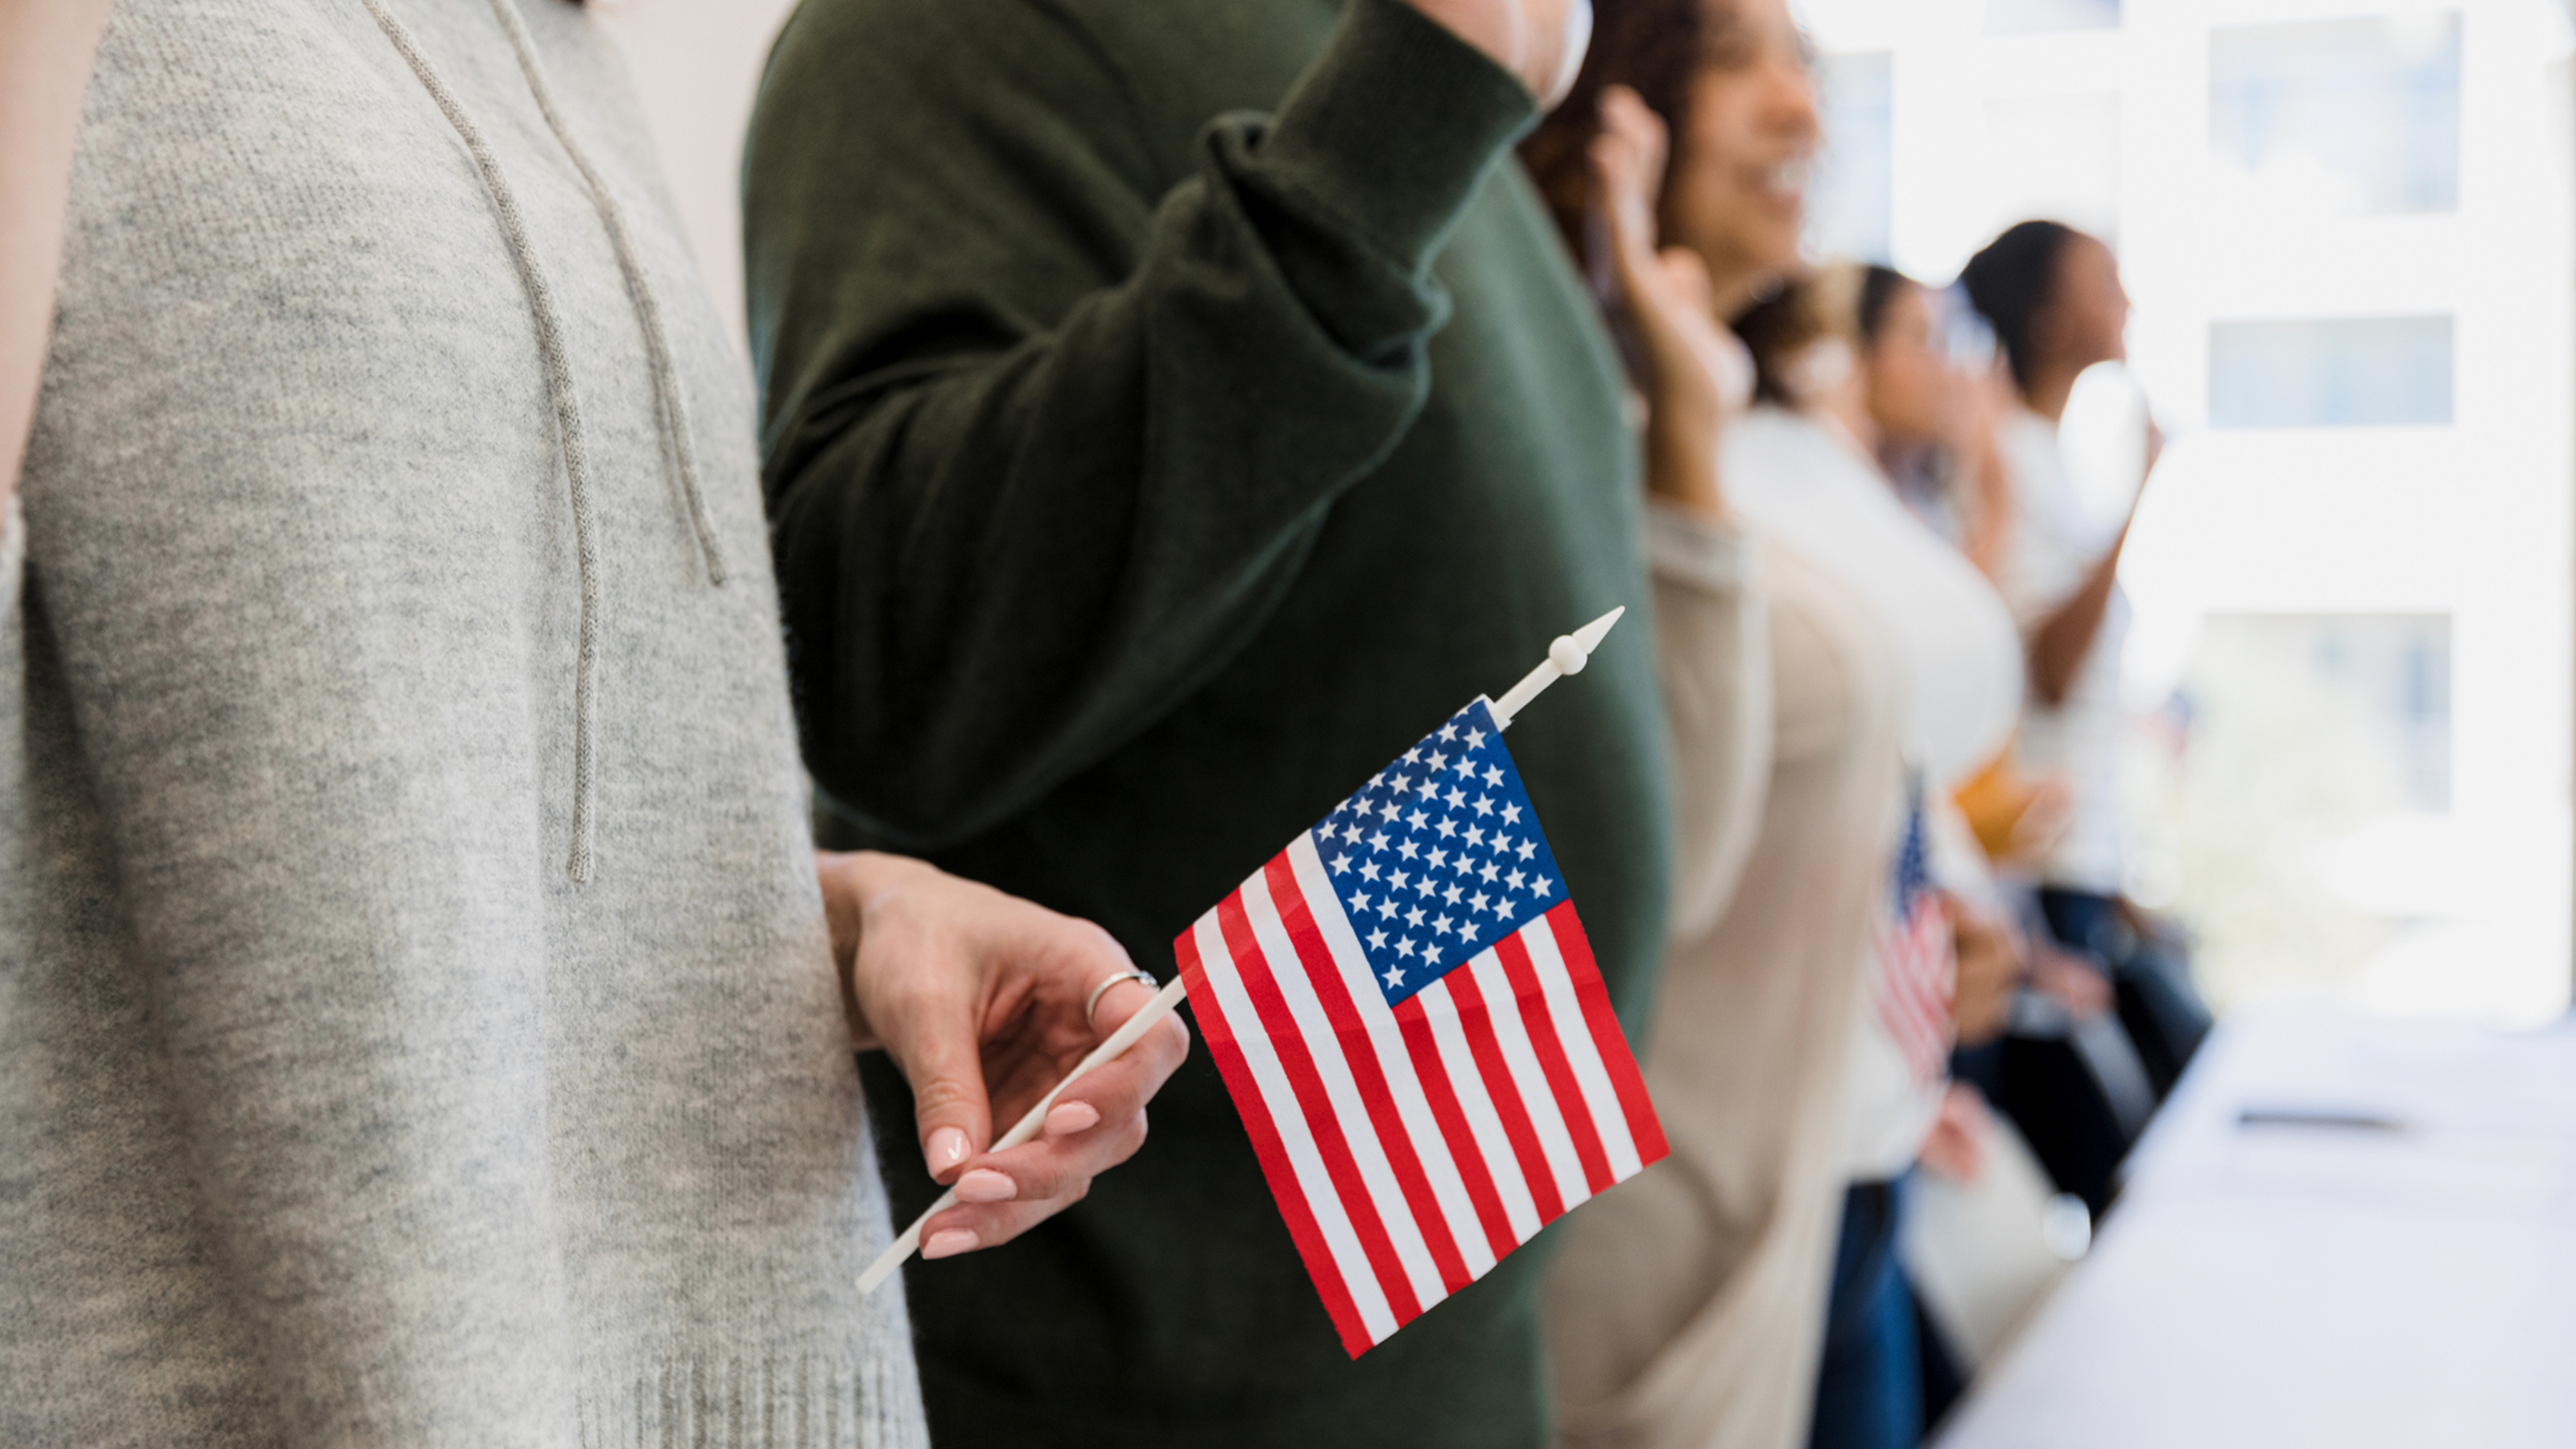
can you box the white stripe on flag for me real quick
[1518,914,1645,1179]
[1286,834,1499,1278]
[1239,866,1448,1313]
[1190,911,1397,1343]
[1463,950,1592,1213]
[1412,976,1546,1244]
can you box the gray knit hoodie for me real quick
[0,1,927,1443]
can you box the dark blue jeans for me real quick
[1806,1179,1921,1449]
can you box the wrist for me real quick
[1644,417,1724,520]
[1402,0,1589,102]
[821,850,919,1051]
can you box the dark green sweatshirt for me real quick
[745,1,1674,1443]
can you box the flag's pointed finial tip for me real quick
[1575,606,1625,650]
[1548,607,1625,676]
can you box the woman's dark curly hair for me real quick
[1520,0,1730,266]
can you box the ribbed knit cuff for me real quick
[1645,500,1757,595]
[1260,0,1540,271]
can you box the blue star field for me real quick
[1307,697,1571,1008]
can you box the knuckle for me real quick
[1016,1155,1075,1203]
[1115,1113,1150,1160]
[908,1078,982,1123]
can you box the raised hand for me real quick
[819,852,1191,1260]
[1944,889,2026,1049]
[1590,85,1754,518]
[1405,0,1595,108]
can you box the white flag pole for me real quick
[858,974,1190,1294]
[857,605,1625,1294]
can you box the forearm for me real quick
[1959,445,2013,582]
[2029,526,2127,706]
[0,0,112,506]
[1643,399,1724,521]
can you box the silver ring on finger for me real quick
[1084,968,1160,1028]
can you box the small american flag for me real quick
[1174,696,1666,1356]
[1873,781,1957,1086]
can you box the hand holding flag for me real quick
[860,610,1669,1356]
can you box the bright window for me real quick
[2211,14,2462,217]
[2207,316,2454,427]
[1802,0,2574,1025]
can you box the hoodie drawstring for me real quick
[362,0,727,884]
[480,0,729,590]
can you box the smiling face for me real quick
[1657,0,1821,309]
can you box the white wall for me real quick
[593,0,802,357]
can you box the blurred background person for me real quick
[1959,221,2211,1214]
[1724,263,2025,1449]
[1854,263,2079,908]
[1523,6,1913,1445]
[745,0,1674,1445]
[1843,258,2108,1433]
[1857,267,2017,586]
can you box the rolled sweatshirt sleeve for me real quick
[745,0,1538,847]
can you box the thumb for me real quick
[902,1009,993,1187]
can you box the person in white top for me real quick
[1959,221,2137,900]
[1962,221,2212,1110]
[1724,264,2029,1449]
[1521,7,1946,1446]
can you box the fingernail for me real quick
[927,1127,969,1171]
[956,1169,1018,1204]
[1045,1101,1100,1137]
[923,1228,978,1260]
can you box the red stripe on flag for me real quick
[1543,902,1668,1164]
[1215,894,1426,1329]
[1878,906,1956,1082]
[1878,908,1955,1079]
[1175,919,1373,1356]
[1264,857,1475,1295]
[1389,993,1519,1265]
[1492,931,1615,1195]
[1443,968,1567,1224]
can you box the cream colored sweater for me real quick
[1547,509,1904,1449]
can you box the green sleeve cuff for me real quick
[1258,0,1541,272]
